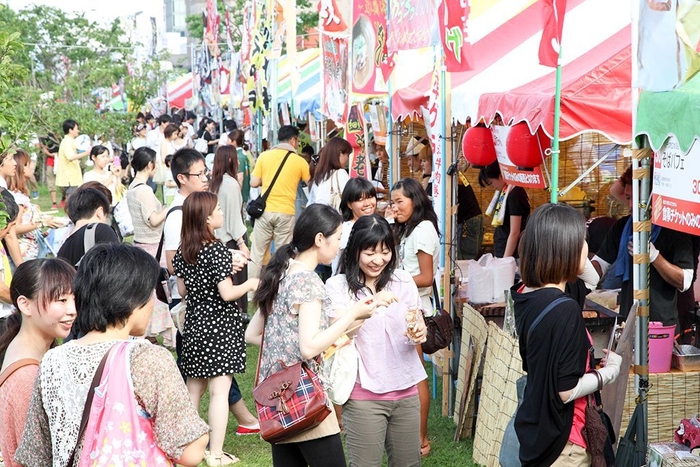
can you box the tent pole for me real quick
[550,48,563,204]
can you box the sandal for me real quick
[205,451,240,466]
[420,442,431,458]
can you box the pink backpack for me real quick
[79,341,173,467]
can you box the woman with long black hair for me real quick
[245,204,377,466]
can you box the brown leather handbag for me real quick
[253,332,331,443]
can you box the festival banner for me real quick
[245,2,272,113]
[351,0,389,94]
[651,136,700,235]
[388,0,440,52]
[321,35,350,124]
[539,0,567,68]
[318,0,349,34]
[638,0,700,91]
[346,103,370,179]
[421,65,444,242]
[491,126,546,189]
[438,0,474,72]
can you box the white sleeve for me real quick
[163,211,183,252]
[578,258,600,291]
[592,255,611,277]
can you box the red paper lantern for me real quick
[505,123,551,171]
[462,125,497,168]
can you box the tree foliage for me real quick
[0,4,168,152]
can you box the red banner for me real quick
[539,0,567,68]
[438,0,474,72]
[651,137,700,235]
[318,0,349,34]
[321,35,349,124]
[387,0,440,52]
[346,103,370,179]
[351,0,389,94]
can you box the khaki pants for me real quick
[551,441,591,467]
[249,211,295,279]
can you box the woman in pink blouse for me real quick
[326,214,427,467]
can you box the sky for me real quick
[8,0,153,20]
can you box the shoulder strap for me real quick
[155,205,183,262]
[260,151,294,201]
[526,296,573,344]
[432,280,441,310]
[67,346,112,467]
[131,183,146,190]
[0,358,40,388]
[83,223,98,256]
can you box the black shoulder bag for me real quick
[154,205,183,304]
[246,150,293,219]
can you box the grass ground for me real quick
[31,183,476,466]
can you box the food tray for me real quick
[673,345,700,372]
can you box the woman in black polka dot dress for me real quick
[173,191,259,466]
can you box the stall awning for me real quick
[276,49,322,119]
[478,25,632,144]
[390,0,631,130]
[168,73,194,110]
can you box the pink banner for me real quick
[351,0,389,94]
[387,0,439,52]
[321,35,349,124]
[438,0,474,72]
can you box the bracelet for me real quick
[236,238,245,245]
[588,369,603,391]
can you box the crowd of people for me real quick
[0,110,695,467]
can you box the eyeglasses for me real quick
[184,171,209,179]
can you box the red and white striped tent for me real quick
[391,0,633,144]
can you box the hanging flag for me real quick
[539,0,567,68]
[351,0,389,94]
[388,0,439,52]
[347,103,369,179]
[318,0,348,34]
[438,0,473,72]
[321,35,349,124]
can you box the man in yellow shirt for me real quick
[56,119,89,199]
[249,125,310,278]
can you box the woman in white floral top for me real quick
[15,244,209,467]
[245,204,378,467]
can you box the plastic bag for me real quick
[468,254,493,303]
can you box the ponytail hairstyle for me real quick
[180,191,219,264]
[0,258,76,363]
[339,214,397,296]
[254,204,342,319]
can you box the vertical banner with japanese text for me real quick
[351,0,389,94]
[321,35,349,124]
[438,0,474,72]
[422,64,444,233]
[347,103,370,178]
[652,137,700,235]
[388,0,440,52]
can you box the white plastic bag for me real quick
[468,254,494,304]
[491,256,517,302]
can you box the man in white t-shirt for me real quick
[146,114,172,152]
[183,111,197,144]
